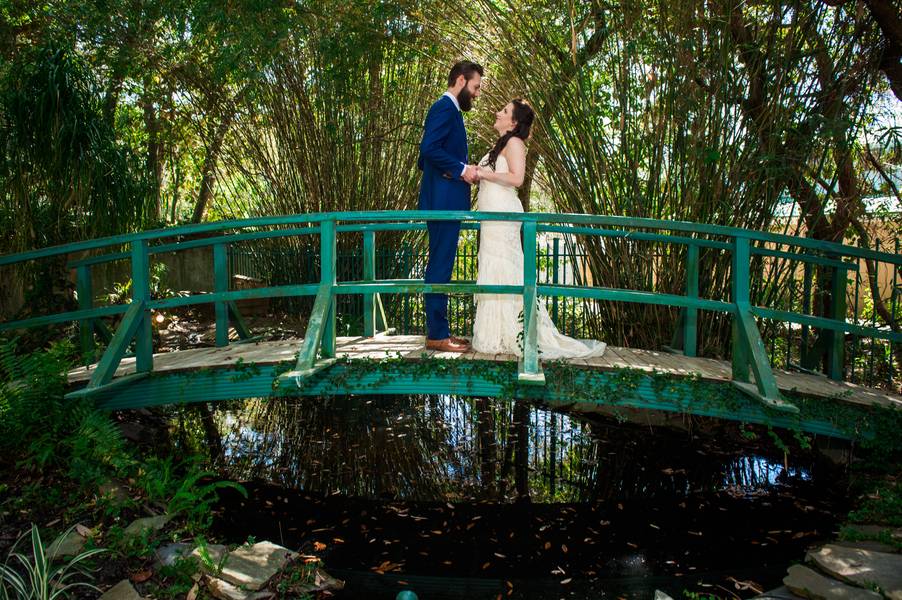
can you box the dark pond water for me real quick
[205,395,849,599]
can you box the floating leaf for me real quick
[130,569,152,583]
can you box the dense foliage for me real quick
[0,0,899,366]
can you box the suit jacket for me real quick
[417,95,470,211]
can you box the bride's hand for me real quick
[476,166,490,182]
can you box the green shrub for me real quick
[0,524,107,600]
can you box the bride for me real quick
[471,99,606,359]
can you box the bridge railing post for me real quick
[800,261,813,366]
[363,230,389,337]
[363,231,375,337]
[731,236,751,383]
[519,220,543,384]
[826,256,847,381]
[132,239,153,373]
[551,237,560,324]
[214,242,230,347]
[321,218,337,358]
[76,264,95,365]
[730,235,796,412]
[683,243,699,357]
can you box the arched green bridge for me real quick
[1,211,900,440]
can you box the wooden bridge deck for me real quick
[67,335,902,409]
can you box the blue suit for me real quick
[417,95,471,340]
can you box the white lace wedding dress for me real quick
[470,154,606,358]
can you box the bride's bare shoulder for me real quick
[501,136,526,159]
[506,137,526,150]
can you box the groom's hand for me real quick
[461,165,479,184]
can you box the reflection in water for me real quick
[214,395,821,503]
[207,395,847,599]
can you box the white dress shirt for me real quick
[443,91,468,177]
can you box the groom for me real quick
[418,60,483,353]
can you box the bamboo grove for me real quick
[1,0,900,385]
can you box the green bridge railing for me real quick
[1,211,900,414]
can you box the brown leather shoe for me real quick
[450,336,471,347]
[426,337,470,353]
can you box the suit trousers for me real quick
[424,219,461,340]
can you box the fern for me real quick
[67,410,135,486]
[0,337,134,487]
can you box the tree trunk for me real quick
[103,59,128,126]
[514,401,530,502]
[142,76,163,222]
[516,18,611,210]
[476,397,497,497]
[192,112,233,223]
[197,403,223,462]
[863,0,902,101]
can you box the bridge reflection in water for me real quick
[204,394,847,599]
[214,394,827,503]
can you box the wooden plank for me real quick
[628,348,682,373]
[65,336,902,411]
[608,347,656,372]
[600,346,634,369]
[642,349,703,376]
[683,357,731,381]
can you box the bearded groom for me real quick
[417,60,483,353]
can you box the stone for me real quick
[844,525,902,544]
[784,564,882,600]
[123,514,171,538]
[845,525,890,538]
[213,541,298,591]
[290,568,345,594]
[98,481,130,504]
[155,542,194,567]
[191,543,229,572]
[205,576,274,600]
[835,540,900,555]
[807,544,902,600]
[753,586,806,599]
[47,529,86,560]
[98,580,145,600]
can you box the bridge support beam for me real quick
[65,300,147,400]
[363,231,390,337]
[279,220,338,387]
[731,236,797,413]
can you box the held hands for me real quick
[462,164,481,184]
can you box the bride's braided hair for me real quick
[482,98,534,170]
